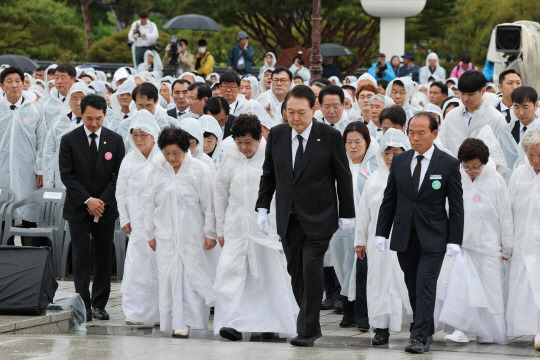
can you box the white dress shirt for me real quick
[291,121,313,167]
[410,144,435,191]
[500,101,512,119]
[84,125,102,151]
[8,96,23,111]
[521,118,538,137]
[230,100,238,115]
[177,107,189,118]
[58,92,66,102]
[462,108,473,131]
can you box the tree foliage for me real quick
[0,0,85,60]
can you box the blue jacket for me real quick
[228,45,254,74]
[397,64,420,83]
[368,61,396,81]
[482,60,494,82]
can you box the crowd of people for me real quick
[0,41,539,353]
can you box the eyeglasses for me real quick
[322,105,343,111]
[220,84,238,90]
[461,164,484,173]
[272,78,290,84]
[131,133,149,140]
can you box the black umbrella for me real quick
[0,55,39,72]
[309,43,354,57]
[163,14,222,31]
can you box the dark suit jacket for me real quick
[256,120,355,239]
[166,108,177,119]
[375,145,464,253]
[223,114,235,139]
[59,126,125,224]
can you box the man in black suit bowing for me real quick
[59,94,125,322]
[376,112,464,354]
[256,85,355,347]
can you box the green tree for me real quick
[0,0,85,60]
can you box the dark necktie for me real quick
[10,105,16,111]
[178,111,185,118]
[330,123,335,127]
[511,121,521,144]
[504,110,511,123]
[522,126,528,140]
[123,114,129,119]
[89,133,98,166]
[293,135,304,178]
[61,97,65,102]
[76,117,82,124]
[412,155,424,196]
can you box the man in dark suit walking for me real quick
[59,94,125,322]
[376,112,464,354]
[256,85,355,347]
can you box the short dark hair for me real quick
[219,71,241,86]
[47,68,56,76]
[310,77,331,86]
[34,66,47,73]
[188,82,211,100]
[379,105,407,128]
[55,63,76,78]
[158,126,190,152]
[460,52,472,64]
[499,69,521,84]
[430,81,448,96]
[409,112,438,132]
[341,85,356,94]
[81,94,107,115]
[203,96,230,116]
[343,121,371,149]
[138,10,149,18]
[293,75,304,82]
[231,114,262,140]
[458,71,486,93]
[511,86,538,105]
[198,39,207,47]
[319,85,344,105]
[79,74,93,81]
[0,66,24,84]
[377,79,390,90]
[458,138,490,165]
[289,84,316,109]
[172,79,191,91]
[132,82,159,102]
[272,67,293,82]
[179,39,188,46]
[203,132,217,139]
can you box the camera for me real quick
[376,61,387,77]
[167,36,180,66]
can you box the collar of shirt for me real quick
[522,117,538,132]
[58,93,66,102]
[70,112,78,122]
[500,101,512,112]
[291,121,313,143]
[9,96,24,110]
[84,125,102,138]
[177,107,189,117]
[230,100,238,114]
[413,144,435,161]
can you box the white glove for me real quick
[338,218,354,231]
[375,236,387,252]
[257,208,270,235]
[446,243,461,257]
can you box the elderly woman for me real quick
[199,115,224,168]
[238,75,260,100]
[178,118,217,175]
[143,126,217,337]
[354,128,413,345]
[330,122,378,331]
[213,115,298,341]
[506,129,540,349]
[438,138,512,345]
[368,94,395,137]
[116,110,161,326]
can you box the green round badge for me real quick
[432,180,441,190]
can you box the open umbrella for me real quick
[0,55,39,72]
[309,43,354,57]
[163,14,222,31]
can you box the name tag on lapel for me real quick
[430,175,442,180]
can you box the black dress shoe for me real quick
[405,339,425,354]
[371,328,390,345]
[339,319,356,328]
[86,309,93,323]
[334,299,343,313]
[219,327,242,341]
[93,308,110,320]
[357,323,370,332]
[320,298,334,310]
[261,332,274,339]
[290,333,322,347]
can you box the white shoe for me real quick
[534,334,540,349]
[476,336,493,344]
[172,327,190,337]
[125,318,143,325]
[444,329,469,343]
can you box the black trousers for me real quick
[69,219,115,311]
[323,266,342,300]
[135,46,151,67]
[281,214,331,337]
[397,228,445,342]
[342,256,369,327]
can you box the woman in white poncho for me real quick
[506,129,540,349]
[419,53,447,85]
[330,122,378,331]
[354,128,413,345]
[438,138,512,345]
[199,115,224,168]
[116,110,161,326]
[143,126,218,337]
[137,50,163,77]
[213,114,298,341]
[178,118,217,175]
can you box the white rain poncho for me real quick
[44,64,57,84]
[256,89,284,126]
[437,162,512,344]
[354,129,413,330]
[355,73,378,89]
[386,77,418,123]
[0,90,47,221]
[419,53,447,85]
[205,73,220,83]
[506,158,540,336]
[499,118,540,171]
[328,76,342,86]
[474,125,511,181]
[315,109,352,134]
[112,67,130,90]
[344,75,358,87]
[198,115,224,168]
[105,78,137,132]
[39,86,66,128]
[116,110,161,324]
[28,85,45,100]
[258,52,277,77]
[143,151,217,331]
[439,101,507,156]
[289,64,311,84]
[412,92,429,108]
[212,139,298,335]
[441,98,462,120]
[235,98,273,129]
[178,118,217,175]
[330,136,378,300]
[42,82,90,188]
[88,80,106,97]
[240,75,261,100]
[423,103,444,122]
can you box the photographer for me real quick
[368,53,396,81]
[128,10,159,67]
[289,53,311,84]
[163,38,194,75]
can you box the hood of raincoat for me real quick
[356,72,378,88]
[328,76,342,86]
[61,82,91,116]
[127,109,161,149]
[376,128,411,173]
[425,52,440,67]
[112,67,131,90]
[110,78,137,115]
[386,77,414,106]
[199,114,223,159]
[423,103,444,120]
[441,98,462,119]
[241,75,261,100]
[178,117,204,156]
[44,64,57,84]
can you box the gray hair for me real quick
[370,94,395,108]
[521,128,540,152]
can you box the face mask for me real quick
[198,47,206,54]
